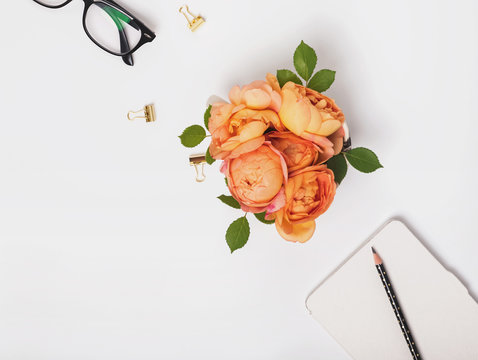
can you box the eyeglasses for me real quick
[33,0,156,66]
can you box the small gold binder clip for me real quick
[189,153,206,182]
[127,104,156,123]
[179,5,205,32]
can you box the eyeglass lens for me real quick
[85,2,142,56]
[35,0,142,56]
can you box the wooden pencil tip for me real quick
[371,247,382,265]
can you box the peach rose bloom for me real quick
[221,143,288,214]
[271,165,336,243]
[278,81,345,145]
[267,130,342,172]
[208,77,284,160]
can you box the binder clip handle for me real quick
[128,104,156,123]
[189,153,207,182]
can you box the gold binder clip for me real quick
[127,104,156,123]
[189,153,206,182]
[179,5,205,32]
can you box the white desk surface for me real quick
[1,1,477,359]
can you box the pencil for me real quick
[372,247,421,359]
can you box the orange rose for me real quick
[278,81,345,145]
[267,130,344,172]
[208,78,283,160]
[221,143,288,214]
[272,165,336,243]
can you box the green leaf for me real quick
[254,212,275,225]
[308,69,336,92]
[204,105,212,130]
[206,147,215,165]
[276,69,302,88]
[226,216,250,253]
[326,153,348,185]
[178,125,206,148]
[293,41,317,82]
[218,195,241,209]
[344,147,383,173]
[225,177,229,186]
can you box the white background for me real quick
[1,0,477,359]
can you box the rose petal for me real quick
[300,132,334,148]
[229,86,242,105]
[244,89,272,110]
[269,91,282,113]
[265,187,286,216]
[289,164,328,178]
[227,136,265,159]
[328,127,345,155]
[240,204,267,214]
[316,146,335,164]
[239,121,268,142]
[220,160,229,176]
[209,103,235,133]
[265,141,288,183]
[266,73,281,93]
[316,120,342,136]
[279,85,311,136]
[275,219,316,243]
[247,80,267,89]
[221,136,241,151]
[305,106,322,133]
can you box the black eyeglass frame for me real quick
[33,0,156,65]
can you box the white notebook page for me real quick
[306,220,478,360]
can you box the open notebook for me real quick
[306,220,478,360]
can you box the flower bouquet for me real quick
[179,41,382,253]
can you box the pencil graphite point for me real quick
[371,247,376,254]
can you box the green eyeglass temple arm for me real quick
[95,3,140,66]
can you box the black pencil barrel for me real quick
[376,262,421,359]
